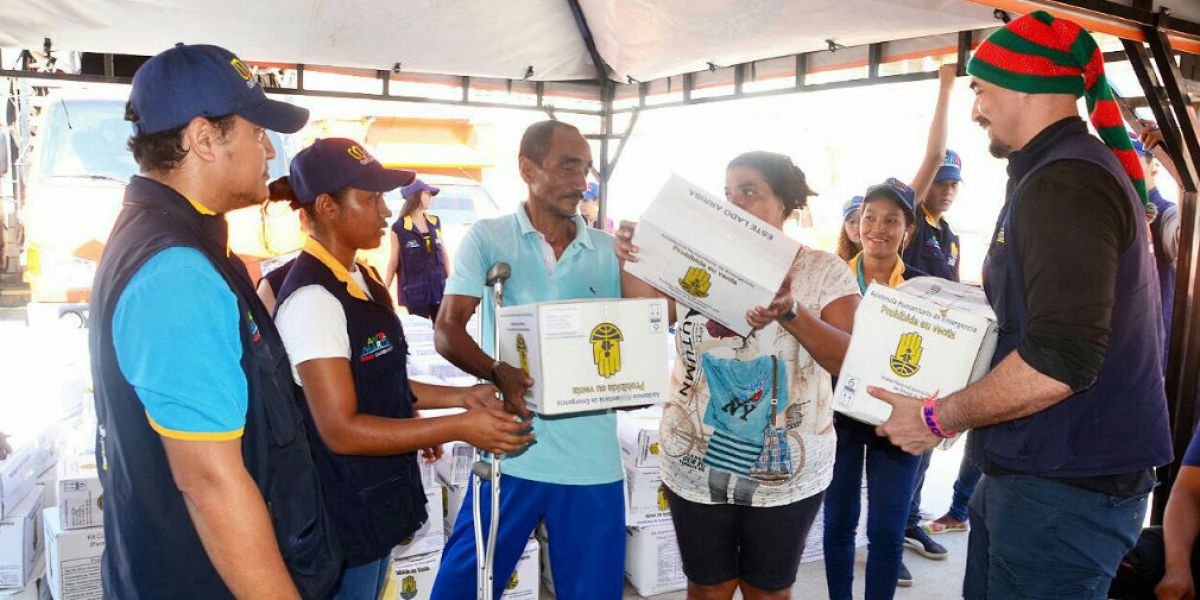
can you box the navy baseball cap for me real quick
[842,195,864,221]
[934,149,963,182]
[864,177,916,220]
[129,43,309,135]
[402,179,441,199]
[583,182,600,201]
[289,138,416,205]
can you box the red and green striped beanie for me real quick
[967,10,1150,210]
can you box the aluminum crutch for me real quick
[473,261,510,600]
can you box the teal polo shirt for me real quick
[444,204,623,485]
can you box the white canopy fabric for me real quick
[0,0,1194,83]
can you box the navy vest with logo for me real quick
[276,248,427,566]
[1149,187,1175,367]
[391,214,446,309]
[976,122,1173,477]
[89,177,341,599]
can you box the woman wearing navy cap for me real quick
[836,195,864,262]
[383,178,448,321]
[823,177,926,600]
[270,138,534,600]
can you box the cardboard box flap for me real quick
[898,277,997,321]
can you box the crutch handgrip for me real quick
[471,460,494,480]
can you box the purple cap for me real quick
[289,138,416,205]
[401,179,441,199]
[129,44,309,135]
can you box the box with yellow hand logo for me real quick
[624,174,800,337]
[497,298,670,415]
[833,278,998,426]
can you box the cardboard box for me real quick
[617,407,662,470]
[833,279,998,425]
[42,508,103,600]
[0,489,43,589]
[442,486,467,540]
[392,487,445,560]
[389,550,440,600]
[497,299,669,415]
[625,523,686,596]
[54,460,100,532]
[35,471,55,511]
[499,538,538,600]
[0,575,49,600]
[433,442,472,489]
[624,174,800,337]
[0,452,37,523]
[624,464,671,528]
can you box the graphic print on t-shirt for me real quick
[700,353,790,476]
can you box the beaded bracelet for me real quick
[922,397,957,439]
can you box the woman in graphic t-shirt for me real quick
[616,151,860,599]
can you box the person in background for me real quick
[873,13,1172,599]
[1133,125,1181,369]
[896,64,963,573]
[836,195,864,262]
[254,187,311,313]
[825,178,926,598]
[270,138,532,600]
[383,178,449,321]
[617,151,859,600]
[89,43,341,599]
[580,182,614,232]
[1108,424,1200,600]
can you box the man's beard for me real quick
[988,138,1013,159]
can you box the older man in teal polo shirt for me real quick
[431,120,625,600]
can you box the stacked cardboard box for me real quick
[392,486,445,561]
[42,508,103,600]
[0,488,44,591]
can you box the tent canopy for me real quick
[2,0,1196,86]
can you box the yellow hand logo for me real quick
[679,266,712,298]
[889,331,924,378]
[590,323,624,378]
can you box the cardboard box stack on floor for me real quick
[615,409,686,596]
[38,424,104,600]
[41,507,103,600]
[386,453,446,600]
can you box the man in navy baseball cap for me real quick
[91,43,341,600]
[128,43,308,135]
[903,147,964,284]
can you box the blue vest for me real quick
[976,124,1172,477]
[1148,187,1175,367]
[276,250,427,566]
[262,258,295,298]
[903,212,960,282]
[89,177,342,599]
[391,214,446,309]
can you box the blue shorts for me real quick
[431,474,625,600]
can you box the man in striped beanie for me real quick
[870,11,1172,599]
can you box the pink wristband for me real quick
[921,397,956,439]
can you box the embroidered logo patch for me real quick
[247,311,261,343]
[360,331,394,362]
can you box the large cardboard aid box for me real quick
[42,509,103,600]
[624,174,800,337]
[388,550,440,600]
[53,461,100,533]
[499,537,539,600]
[497,299,669,415]
[625,522,686,596]
[834,279,998,425]
[624,464,671,528]
[0,489,44,589]
[617,407,662,470]
[391,487,444,560]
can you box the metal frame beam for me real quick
[1125,19,1200,523]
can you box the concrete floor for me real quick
[600,442,974,600]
